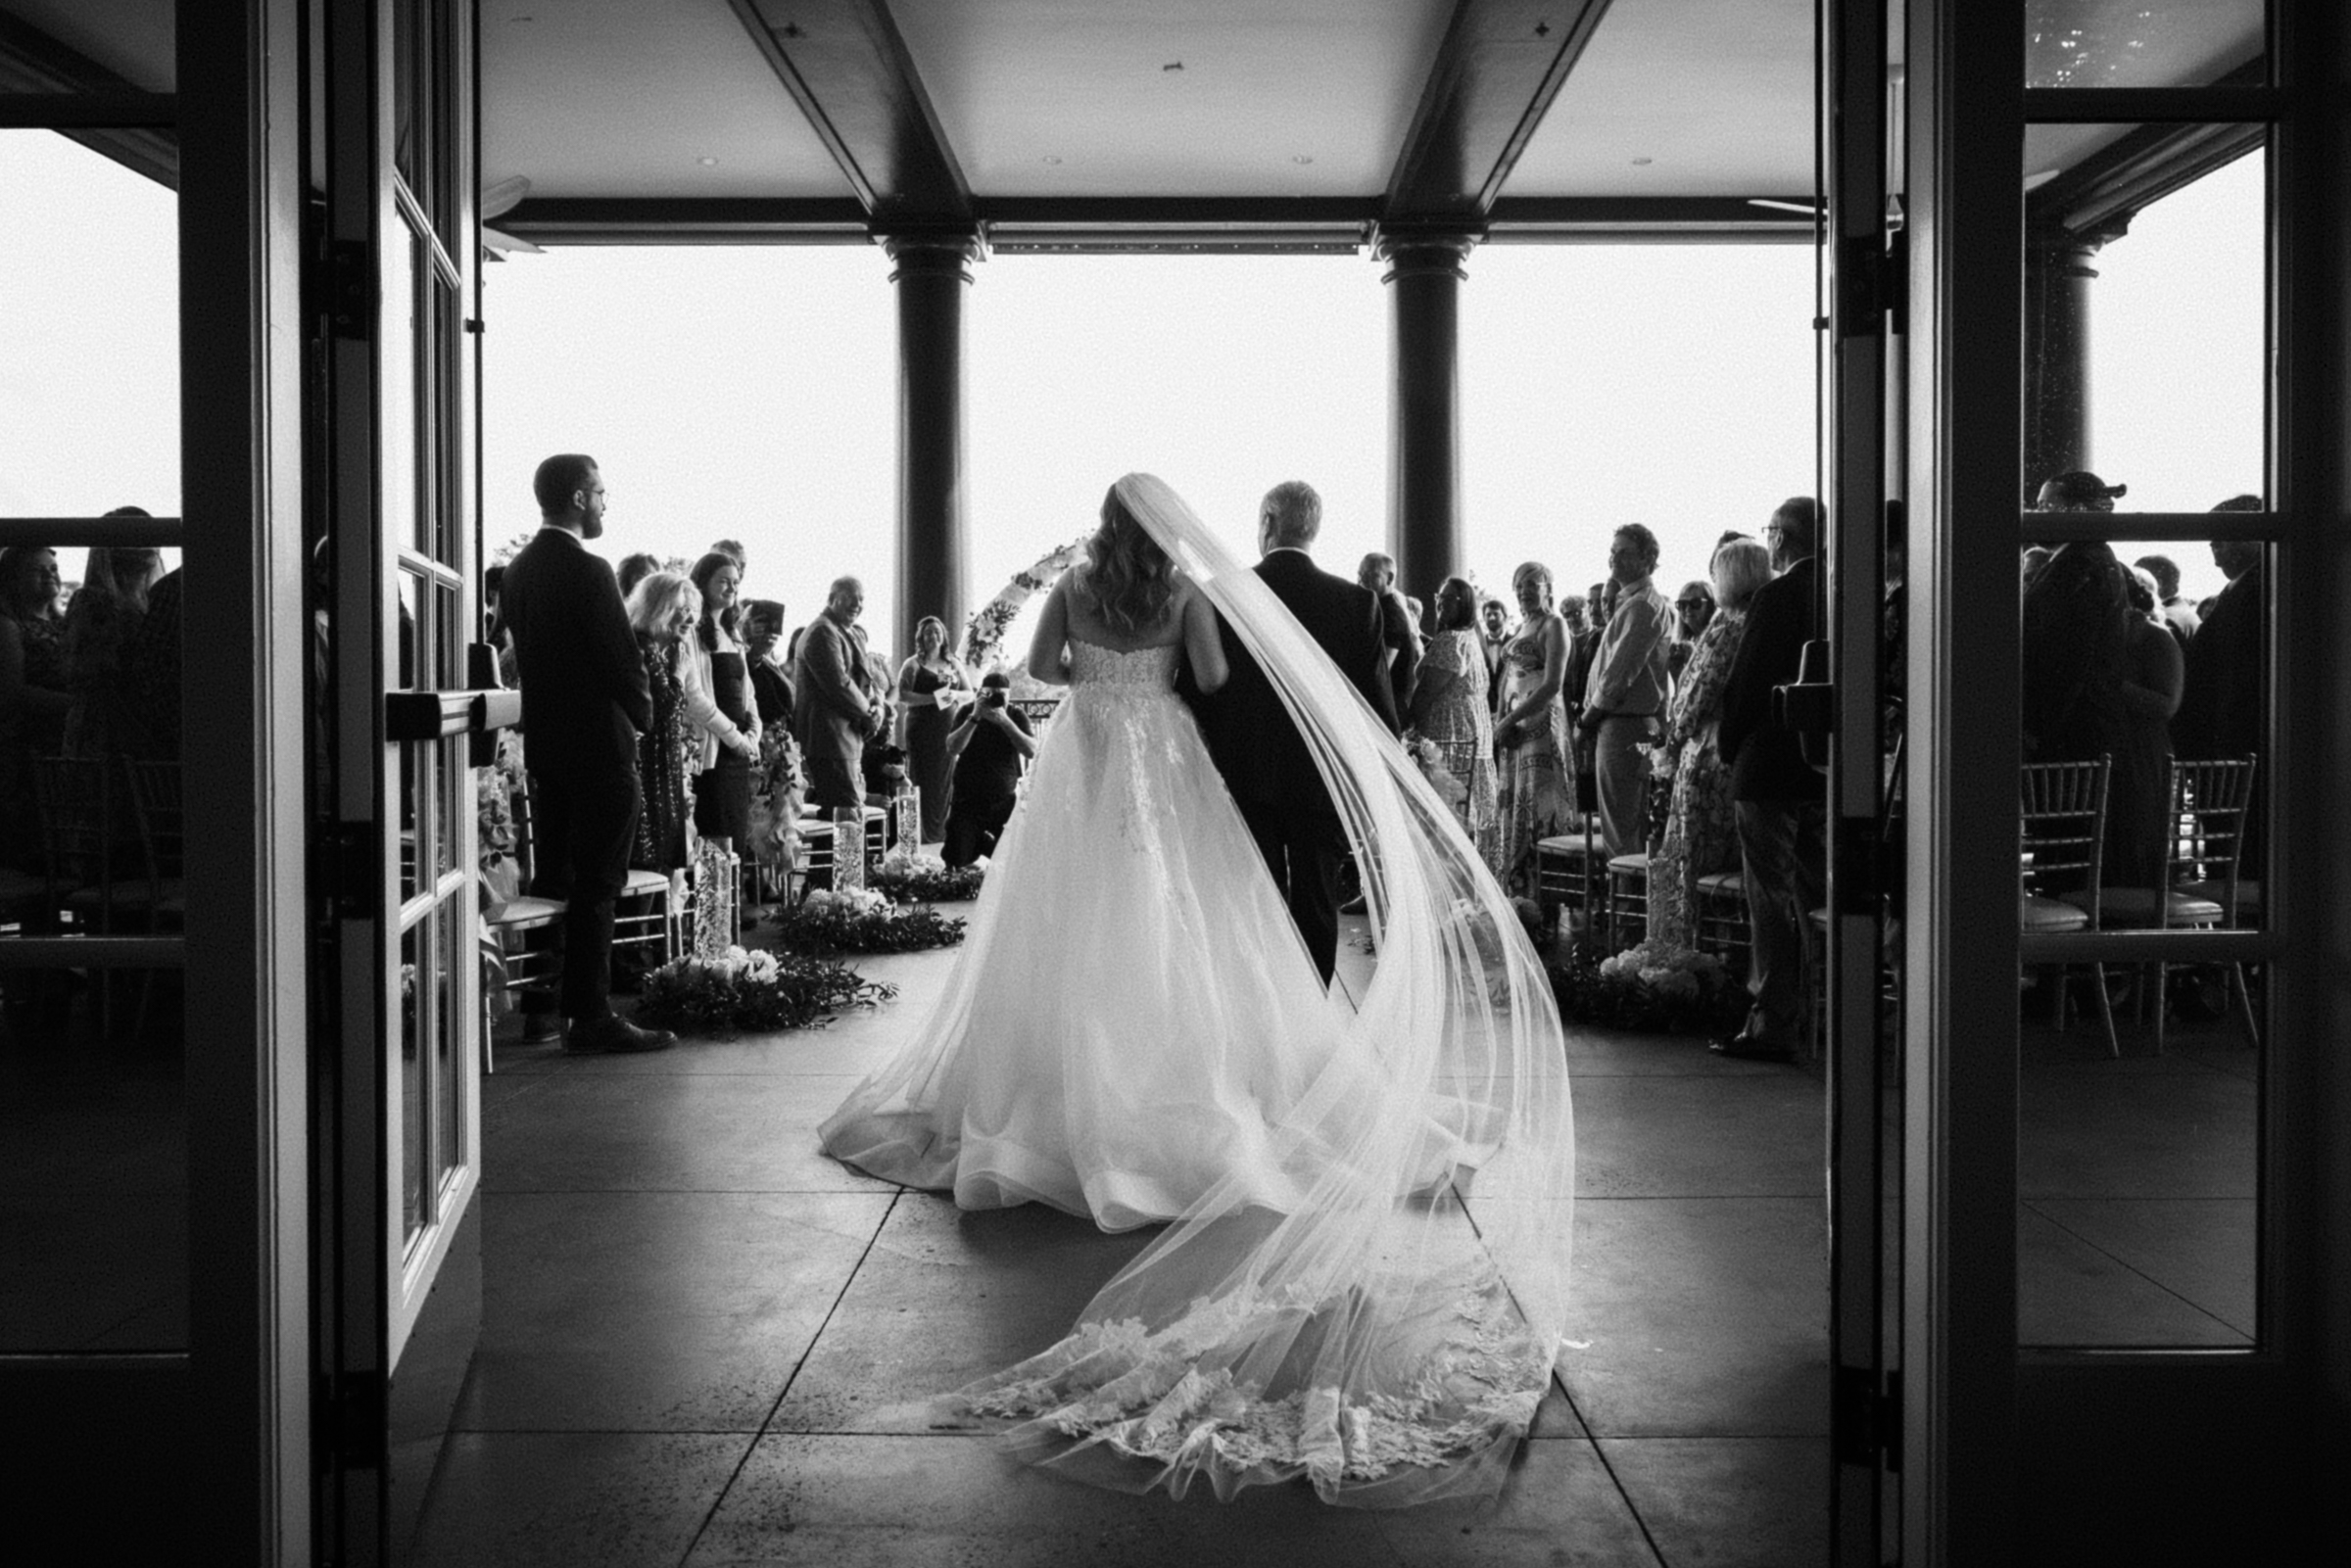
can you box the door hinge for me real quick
[1835,231,1908,339]
[1836,1364,1901,1471]
[329,823,377,920]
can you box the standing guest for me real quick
[1493,561,1573,897]
[482,562,507,648]
[1410,576,1500,873]
[939,671,1037,868]
[2135,552,2199,646]
[685,551,762,855]
[1580,524,1673,859]
[1478,596,1514,716]
[1667,579,1716,684]
[2022,476,2135,842]
[1356,549,1421,722]
[63,543,166,764]
[615,551,661,602]
[0,544,70,870]
[2109,566,2185,887]
[2175,497,2267,863]
[741,598,794,726]
[1712,497,1826,1062]
[711,538,747,575]
[623,571,702,876]
[123,565,184,761]
[500,453,673,1054]
[1558,595,1596,744]
[895,615,969,842]
[1649,539,1771,952]
[794,575,885,811]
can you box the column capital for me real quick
[881,228,984,283]
[1373,229,1479,283]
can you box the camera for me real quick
[982,688,1008,709]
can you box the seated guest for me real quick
[940,671,1036,868]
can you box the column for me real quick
[1379,233,1475,619]
[2021,217,2126,499]
[884,230,980,655]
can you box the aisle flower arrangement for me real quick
[1547,937,1745,1033]
[870,847,985,904]
[962,537,1087,670]
[770,884,967,954]
[634,944,896,1036]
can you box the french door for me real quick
[315,1,492,1559]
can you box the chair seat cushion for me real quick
[2021,894,2090,934]
[2067,886,2223,927]
[64,877,184,914]
[1535,835,1605,861]
[1607,852,1652,876]
[487,894,565,928]
[623,868,672,896]
[2175,879,2260,919]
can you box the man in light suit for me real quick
[500,453,674,1054]
[793,575,884,811]
[1188,482,1400,985]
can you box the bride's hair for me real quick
[1081,483,1177,635]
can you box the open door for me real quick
[313,1,496,1558]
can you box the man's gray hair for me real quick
[828,575,863,599]
[1263,481,1322,547]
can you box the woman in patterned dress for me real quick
[1647,537,1773,951]
[1492,560,1573,896]
[1409,575,1500,874]
[624,571,702,876]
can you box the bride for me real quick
[820,474,1573,1507]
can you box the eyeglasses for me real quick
[1675,597,1708,608]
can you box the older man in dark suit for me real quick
[1190,481,1400,985]
[1711,496,1826,1062]
[793,575,885,811]
[501,454,673,1054]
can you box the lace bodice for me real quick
[1067,639,1181,695]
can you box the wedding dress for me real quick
[818,637,1352,1230]
[820,474,1573,1508]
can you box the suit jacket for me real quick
[1374,590,1420,719]
[2174,565,2262,761]
[1192,548,1399,818]
[750,658,793,728]
[1717,554,1823,802]
[501,527,649,777]
[792,613,874,760]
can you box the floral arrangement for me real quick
[477,730,527,905]
[870,847,985,904]
[1406,734,1469,814]
[963,537,1088,670]
[747,718,806,877]
[1547,936,1746,1033]
[770,884,967,954]
[634,943,897,1036]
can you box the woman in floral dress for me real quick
[1647,537,1773,951]
[625,571,702,876]
[1409,576,1500,874]
[1493,560,1572,896]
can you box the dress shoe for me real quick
[565,1015,676,1054]
[517,1012,562,1045]
[1708,1032,1796,1063]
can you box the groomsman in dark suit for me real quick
[1190,481,1401,985]
[501,454,674,1054]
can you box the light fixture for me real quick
[697,157,718,166]
[1292,155,1313,166]
[1630,156,1654,166]
[1040,155,1062,165]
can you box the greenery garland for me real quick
[771,885,967,954]
[870,852,985,904]
[634,945,897,1036]
[1545,935,1748,1033]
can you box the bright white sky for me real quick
[1,130,2265,644]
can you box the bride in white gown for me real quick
[820,475,1573,1508]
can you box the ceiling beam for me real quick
[499,197,873,245]
[0,13,176,188]
[724,0,971,228]
[1380,0,1614,233]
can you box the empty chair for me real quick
[1533,832,1607,942]
[1607,850,1651,948]
[2022,755,2117,1057]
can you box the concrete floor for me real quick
[414,921,1836,1567]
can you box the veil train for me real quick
[956,472,1576,1507]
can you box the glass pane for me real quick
[434,892,463,1193]
[383,221,425,557]
[401,917,425,1247]
[397,569,423,903]
[2015,536,2269,1347]
[0,129,186,1353]
[2022,131,2265,509]
[2026,0,2266,89]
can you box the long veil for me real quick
[958,473,1575,1506]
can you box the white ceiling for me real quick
[889,0,1456,200]
[1510,0,1816,198]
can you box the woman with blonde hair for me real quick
[1492,559,1573,897]
[894,613,968,842]
[624,571,707,875]
[1645,535,1773,952]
